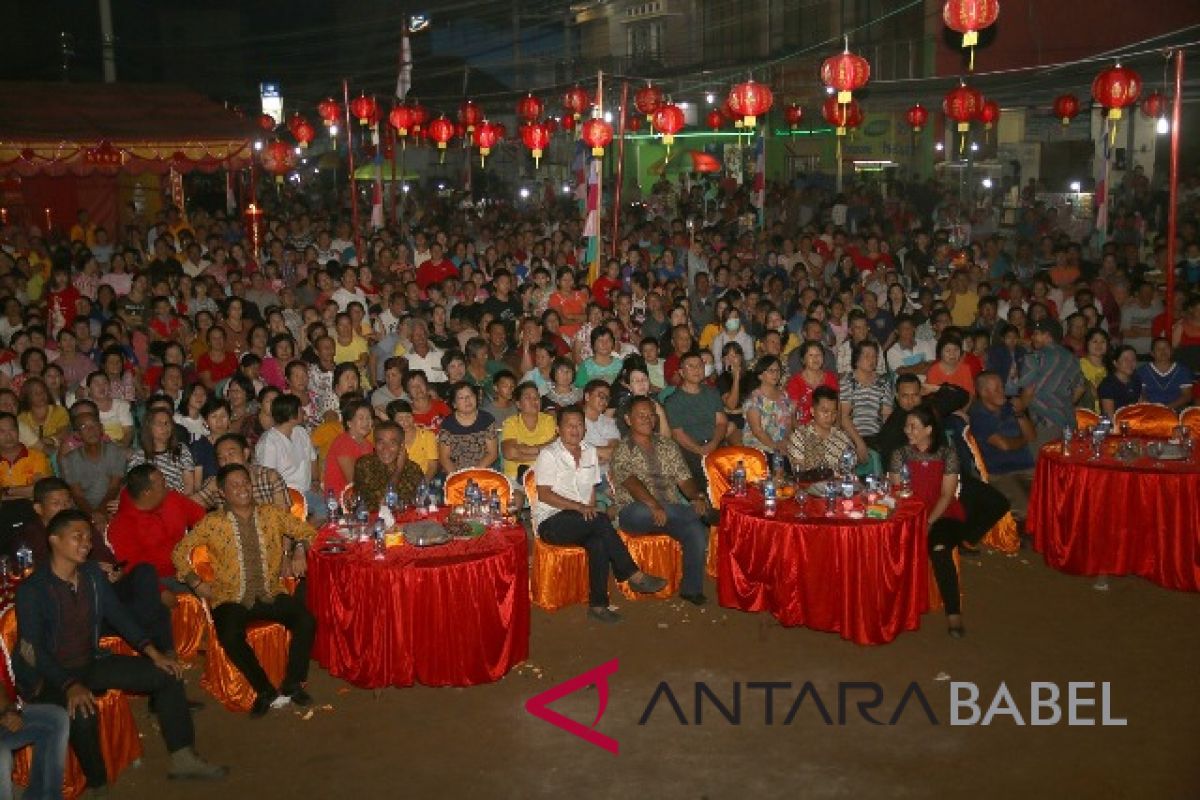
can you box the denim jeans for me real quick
[0,703,69,800]
[618,502,709,597]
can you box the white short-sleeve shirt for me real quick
[531,439,599,531]
[255,425,316,492]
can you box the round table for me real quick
[307,513,530,688]
[1028,443,1200,591]
[716,493,931,645]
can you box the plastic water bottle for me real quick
[1062,426,1074,453]
[839,445,857,478]
[325,489,340,523]
[898,462,912,498]
[824,481,838,516]
[384,484,398,514]
[372,519,386,560]
[763,475,777,516]
[426,482,440,514]
[731,460,747,495]
[465,480,479,518]
[14,544,33,578]
[489,490,502,526]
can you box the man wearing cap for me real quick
[1015,318,1084,449]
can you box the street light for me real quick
[330,124,339,137]
[935,142,944,152]
[409,13,431,33]
[519,187,530,199]
[1157,117,1170,135]
[705,91,715,105]
[981,177,993,189]
[253,140,263,151]
[1070,181,1081,193]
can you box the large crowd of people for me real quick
[0,165,1197,795]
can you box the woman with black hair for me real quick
[888,404,970,638]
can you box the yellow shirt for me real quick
[699,323,721,350]
[311,420,344,462]
[1080,358,1107,412]
[334,335,369,366]
[0,447,51,489]
[500,412,557,479]
[18,406,71,442]
[944,289,980,329]
[404,427,439,477]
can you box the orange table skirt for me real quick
[530,537,589,611]
[201,621,291,712]
[616,531,681,601]
[12,690,142,799]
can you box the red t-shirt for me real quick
[412,399,451,432]
[323,433,374,496]
[108,490,206,577]
[198,351,238,385]
[416,259,459,291]
[785,370,839,424]
[591,277,621,309]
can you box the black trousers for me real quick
[538,511,637,607]
[211,592,315,697]
[958,474,1011,544]
[107,563,173,654]
[929,518,966,616]
[37,654,194,788]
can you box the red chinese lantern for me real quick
[977,99,1000,129]
[943,83,983,132]
[427,115,455,162]
[652,103,685,150]
[1091,63,1142,121]
[581,117,613,157]
[784,104,804,130]
[1141,91,1166,120]
[943,0,999,69]
[728,80,774,127]
[349,94,378,126]
[453,122,467,141]
[820,43,870,104]
[389,105,415,136]
[634,84,664,123]
[317,98,341,127]
[560,114,576,133]
[292,118,316,149]
[458,100,483,135]
[1053,94,1080,126]
[542,117,558,136]
[516,93,544,123]
[624,115,642,133]
[721,97,742,129]
[906,104,929,132]
[475,121,500,166]
[706,109,725,131]
[562,85,592,120]
[520,121,551,167]
[407,102,429,134]
[258,113,276,132]
[821,97,863,134]
[262,140,294,184]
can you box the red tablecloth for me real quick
[307,513,530,688]
[717,493,931,645]
[1028,445,1200,591]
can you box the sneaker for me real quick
[167,747,228,781]
[587,606,622,624]
[287,688,313,708]
[269,694,292,710]
[626,573,667,594]
[249,691,279,718]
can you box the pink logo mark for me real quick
[524,658,619,754]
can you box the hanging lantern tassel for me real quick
[1108,108,1122,146]
[438,142,447,164]
[533,148,542,168]
[480,147,489,168]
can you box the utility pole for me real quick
[99,0,117,82]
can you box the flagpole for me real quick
[390,104,399,226]
[611,81,628,259]
[343,79,363,262]
[589,70,604,286]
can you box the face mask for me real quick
[725,318,741,333]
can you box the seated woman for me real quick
[324,398,375,499]
[888,403,973,638]
[742,356,794,457]
[1136,337,1194,410]
[352,421,423,510]
[542,357,583,410]
[837,340,890,472]
[388,400,441,482]
[501,382,557,483]
[715,342,752,447]
[532,405,666,624]
[926,332,976,399]
[1098,345,1144,417]
[786,386,855,478]
[437,382,499,475]
[610,357,670,435]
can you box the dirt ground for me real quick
[106,547,1198,800]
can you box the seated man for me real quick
[661,351,729,486]
[0,698,69,800]
[20,477,176,658]
[969,371,1036,521]
[191,433,291,512]
[0,411,52,546]
[15,510,226,791]
[108,465,206,602]
[610,396,711,606]
[59,411,127,530]
[172,464,318,717]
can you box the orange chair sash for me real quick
[1075,408,1101,431]
[288,488,307,520]
[705,447,768,508]
[616,532,682,601]
[981,512,1021,555]
[1113,403,1179,439]
[201,619,292,712]
[1178,408,1200,439]
[445,468,512,513]
[530,537,589,611]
